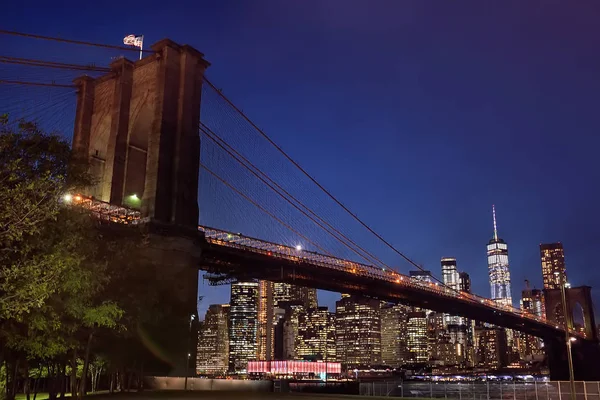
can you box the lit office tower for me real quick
[196,304,230,376]
[441,258,460,290]
[428,311,458,366]
[459,272,471,293]
[229,281,259,373]
[257,281,274,361]
[273,283,317,309]
[281,302,305,360]
[519,283,545,359]
[296,307,336,361]
[380,303,409,368]
[335,296,381,367]
[486,206,513,307]
[540,243,567,290]
[441,258,461,326]
[410,270,433,283]
[407,310,429,363]
[475,326,508,369]
[458,272,476,367]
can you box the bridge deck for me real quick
[69,193,581,338]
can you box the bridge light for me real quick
[396,279,400,283]
[267,251,272,256]
[227,234,232,239]
[74,195,82,202]
[63,194,73,203]
[295,245,302,251]
[569,337,577,342]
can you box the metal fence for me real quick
[359,381,600,400]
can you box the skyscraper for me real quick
[273,283,317,309]
[458,272,475,367]
[410,270,433,283]
[281,302,305,360]
[380,303,409,368]
[459,272,471,294]
[428,311,459,366]
[441,258,462,326]
[257,282,318,361]
[475,326,508,369]
[407,310,429,363]
[519,283,545,359]
[257,280,274,361]
[486,206,513,307]
[335,295,381,367]
[229,281,259,373]
[540,243,567,290]
[196,304,229,375]
[296,306,335,361]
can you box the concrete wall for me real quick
[143,377,273,392]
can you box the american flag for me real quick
[123,34,143,48]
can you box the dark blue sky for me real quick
[4,1,600,316]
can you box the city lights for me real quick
[63,193,72,203]
[295,244,302,251]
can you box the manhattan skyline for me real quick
[4,0,600,314]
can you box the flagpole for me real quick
[139,35,143,60]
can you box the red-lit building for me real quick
[248,360,341,378]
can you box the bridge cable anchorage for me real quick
[0,29,157,54]
[202,77,458,291]
[200,124,390,270]
[0,56,110,73]
[198,162,336,258]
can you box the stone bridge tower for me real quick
[71,39,209,375]
[72,38,209,230]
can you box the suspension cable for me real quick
[0,29,155,54]
[201,125,388,269]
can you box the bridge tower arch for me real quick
[544,285,597,340]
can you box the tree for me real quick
[0,116,122,400]
[0,116,91,319]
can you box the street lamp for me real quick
[555,272,575,400]
[184,314,196,390]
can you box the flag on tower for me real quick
[123,34,143,48]
[123,34,144,60]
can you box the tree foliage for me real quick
[0,116,92,319]
[1,116,199,400]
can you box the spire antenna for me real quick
[492,204,498,241]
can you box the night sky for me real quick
[4,1,600,317]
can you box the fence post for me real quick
[535,381,539,400]
[445,383,448,400]
[558,382,562,400]
[372,381,375,396]
[460,383,463,400]
[431,382,434,398]
[583,381,587,400]
[514,380,517,400]
[473,382,476,400]
[501,382,503,399]
[401,382,404,398]
[487,380,490,400]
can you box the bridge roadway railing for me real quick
[66,194,578,337]
[198,226,575,335]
